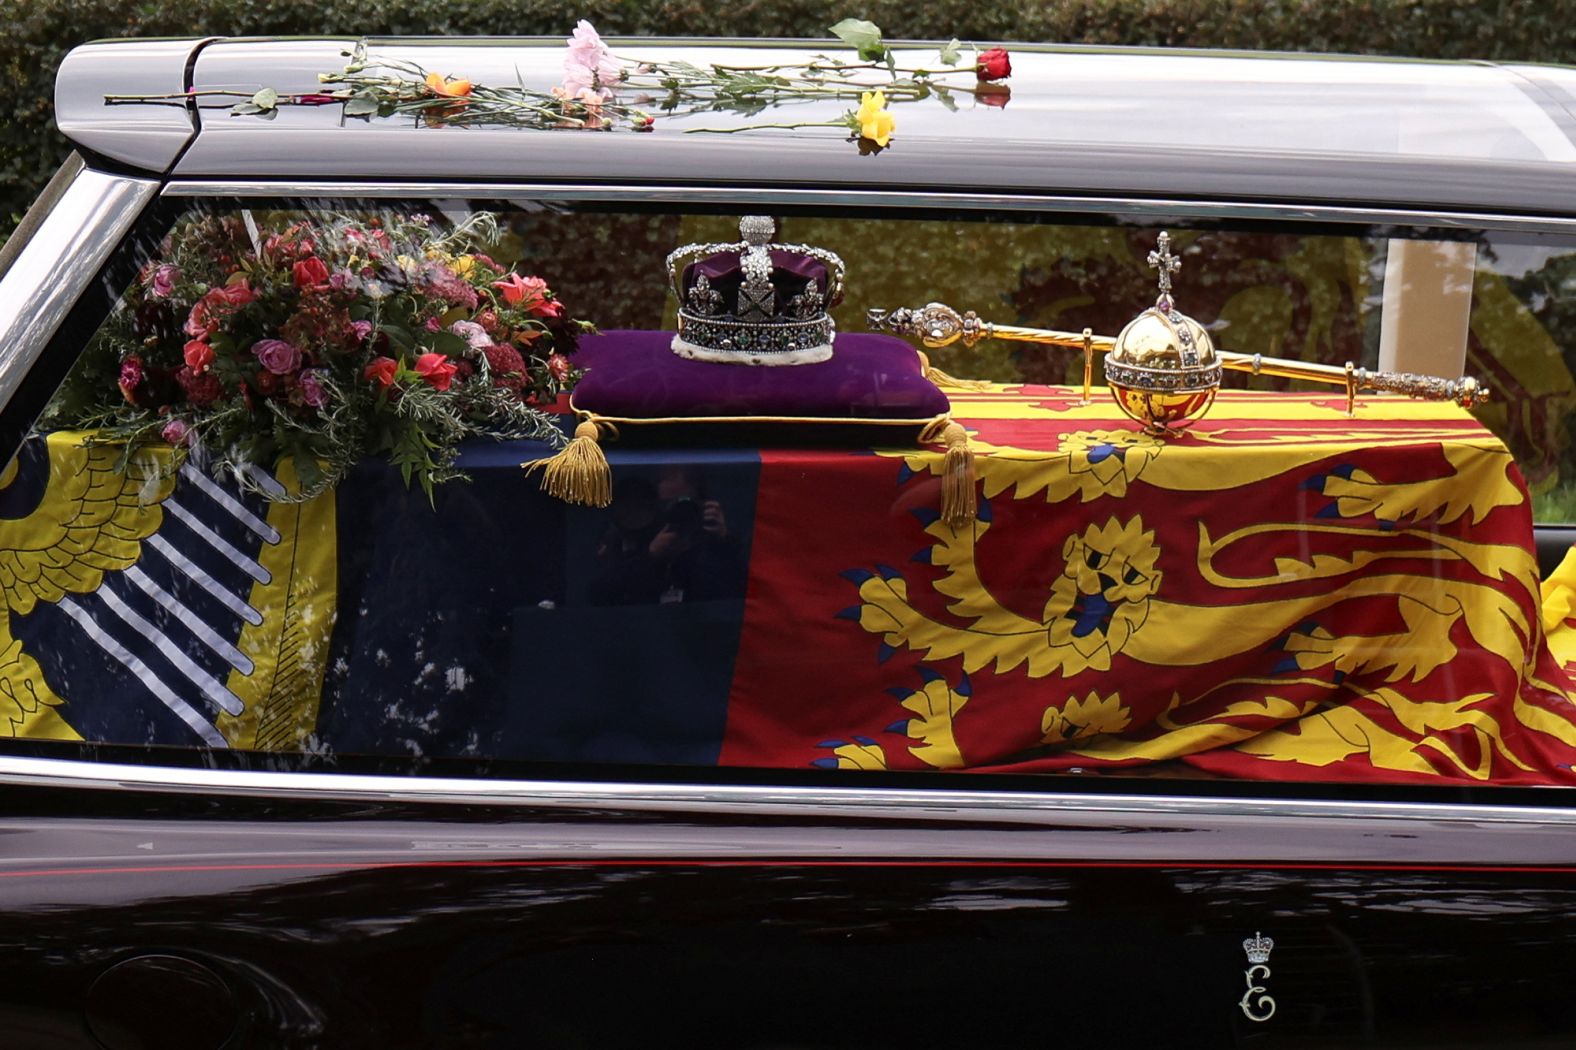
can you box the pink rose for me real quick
[161,419,191,445]
[349,320,374,342]
[299,369,329,409]
[150,264,179,298]
[414,353,459,391]
[450,320,491,348]
[252,338,302,375]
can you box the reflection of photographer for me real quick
[589,467,744,606]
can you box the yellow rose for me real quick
[855,90,895,147]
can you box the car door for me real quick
[3,171,1576,1050]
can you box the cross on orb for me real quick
[1147,231,1181,311]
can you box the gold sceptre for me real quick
[871,231,1485,436]
[869,300,1487,427]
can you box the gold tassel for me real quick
[523,418,613,507]
[918,351,992,392]
[921,417,977,528]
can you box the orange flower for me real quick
[424,72,473,98]
[492,272,548,307]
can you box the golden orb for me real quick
[1104,306,1223,435]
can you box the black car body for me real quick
[3,34,1576,1049]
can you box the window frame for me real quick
[6,169,1576,812]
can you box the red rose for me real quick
[293,256,330,290]
[212,279,256,306]
[183,339,215,373]
[414,352,459,391]
[363,357,398,388]
[184,300,216,339]
[976,47,1011,82]
[975,83,1011,108]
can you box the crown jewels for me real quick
[1242,932,1274,965]
[1104,231,1224,434]
[666,216,846,366]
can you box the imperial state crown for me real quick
[667,216,847,366]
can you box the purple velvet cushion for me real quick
[572,329,951,421]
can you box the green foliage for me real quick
[2,0,1573,238]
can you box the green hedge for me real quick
[3,0,1574,236]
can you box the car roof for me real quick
[57,37,1576,218]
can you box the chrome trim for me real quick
[0,154,85,286]
[0,170,159,413]
[161,181,1576,235]
[2,754,1575,830]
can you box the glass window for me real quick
[1469,231,1576,521]
[6,197,1575,792]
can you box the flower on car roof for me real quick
[563,19,624,95]
[853,90,895,149]
[423,72,472,99]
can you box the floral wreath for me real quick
[46,211,591,501]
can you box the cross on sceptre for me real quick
[1148,231,1181,312]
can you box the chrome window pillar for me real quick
[0,167,160,416]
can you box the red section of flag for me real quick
[720,392,1576,785]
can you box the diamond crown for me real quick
[664,216,848,365]
[666,216,846,312]
[1242,932,1274,965]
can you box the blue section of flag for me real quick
[8,440,273,747]
[318,443,762,766]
